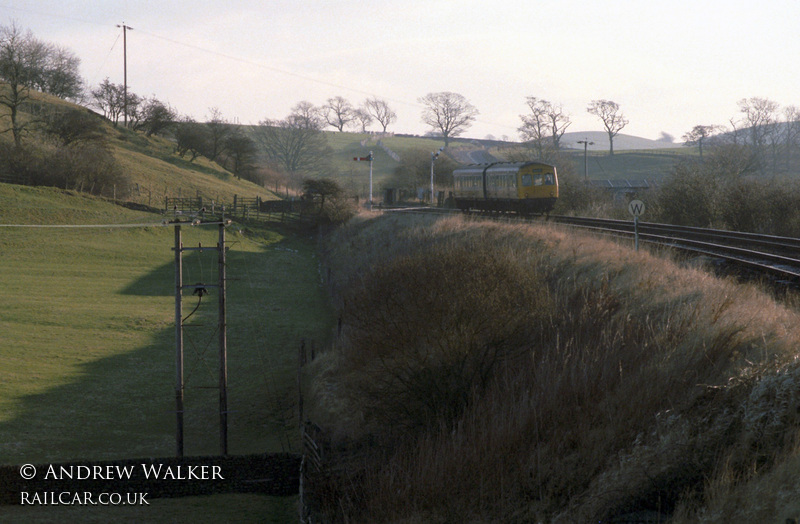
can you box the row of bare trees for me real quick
[684,97,800,175]
[519,98,630,160]
[312,96,398,133]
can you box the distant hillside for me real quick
[561,131,680,151]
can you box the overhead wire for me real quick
[0,3,519,133]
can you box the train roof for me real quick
[453,161,557,173]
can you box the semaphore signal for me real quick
[352,151,374,209]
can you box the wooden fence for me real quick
[165,196,309,222]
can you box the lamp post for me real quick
[577,139,594,182]
[430,146,444,206]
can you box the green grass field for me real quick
[0,184,335,520]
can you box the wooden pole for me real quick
[174,224,184,457]
[218,222,228,455]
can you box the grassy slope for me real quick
[8,89,278,207]
[0,184,335,521]
[308,213,800,522]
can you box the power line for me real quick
[0,4,520,134]
[0,221,228,228]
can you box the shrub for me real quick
[309,213,800,522]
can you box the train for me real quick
[452,161,558,215]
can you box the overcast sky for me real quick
[2,0,798,142]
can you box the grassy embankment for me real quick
[0,184,335,522]
[305,212,800,522]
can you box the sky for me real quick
[2,0,798,143]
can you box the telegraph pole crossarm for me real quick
[169,213,232,457]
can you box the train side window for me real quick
[521,174,532,187]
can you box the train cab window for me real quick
[521,174,532,187]
[533,174,544,186]
[545,173,554,185]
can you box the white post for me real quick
[430,154,435,206]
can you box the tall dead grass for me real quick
[306,213,800,522]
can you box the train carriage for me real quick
[452,161,558,215]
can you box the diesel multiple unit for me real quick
[452,161,558,215]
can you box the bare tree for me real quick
[738,96,780,173]
[587,99,628,155]
[174,116,208,162]
[131,96,176,137]
[365,97,397,133]
[223,129,257,180]
[91,78,125,126]
[204,107,233,162]
[322,96,354,132]
[29,42,83,100]
[352,107,372,133]
[682,125,722,158]
[783,106,800,171]
[254,101,333,179]
[547,102,571,150]
[519,96,571,159]
[738,97,779,149]
[0,23,34,146]
[291,100,324,130]
[419,91,478,147]
[518,97,548,158]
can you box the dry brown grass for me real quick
[305,212,800,522]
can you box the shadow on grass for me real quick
[0,235,334,467]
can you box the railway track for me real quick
[383,206,800,287]
[550,215,800,285]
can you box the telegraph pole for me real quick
[577,139,594,182]
[172,214,231,457]
[174,224,184,457]
[218,221,228,456]
[117,23,133,127]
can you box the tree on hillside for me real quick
[518,96,571,160]
[322,96,355,132]
[132,96,176,137]
[28,43,83,101]
[254,101,333,179]
[352,107,372,133]
[419,91,478,147]
[174,116,208,162]
[365,97,397,133]
[783,106,800,171]
[204,107,233,162]
[738,96,779,172]
[587,99,628,156]
[291,100,325,129]
[0,23,83,117]
[738,97,779,149]
[0,23,35,146]
[223,129,257,180]
[91,78,126,126]
[43,108,106,147]
[682,125,723,158]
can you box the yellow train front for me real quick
[452,161,558,215]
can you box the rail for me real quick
[550,215,800,284]
[383,206,800,286]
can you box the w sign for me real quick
[628,200,645,217]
